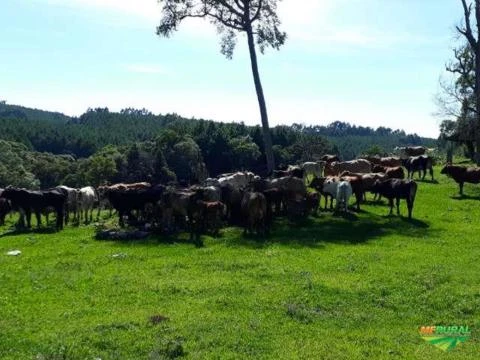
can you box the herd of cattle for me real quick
[0,145,478,245]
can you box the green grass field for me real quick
[1,167,479,359]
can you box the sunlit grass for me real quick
[0,166,479,359]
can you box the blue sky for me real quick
[0,0,464,137]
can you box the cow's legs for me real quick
[407,199,413,219]
[395,198,400,215]
[56,207,64,230]
[388,198,394,215]
[459,182,464,195]
[35,211,41,228]
[18,209,27,228]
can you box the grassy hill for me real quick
[0,168,478,359]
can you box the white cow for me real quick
[57,185,80,224]
[218,172,255,190]
[78,186,97,223]
[336,181,352,212]
[301,161,326,183]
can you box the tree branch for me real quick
[458,0,478,49]
[251,0,263,23]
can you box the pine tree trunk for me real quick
[246,25,275,173]
[475,1,480,164]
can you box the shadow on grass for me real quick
[89,208,433,249]
[226,210,432,249]
[0,226,59,238]
[450,194,480,201]
[415,179,439,184]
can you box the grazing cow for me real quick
[0,187,66,229]
[372,165,405,179]
[78,186,97,223]
[325,159,372,176]
[241,192,268,235]
[402,156,434,181]
[321,154,340,163]
[371,179,418,219]
[301,161,326,182]
[395,146,426,158]
[336,181,353,213]
[440,165,480,195]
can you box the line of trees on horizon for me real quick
[0,102,435,189]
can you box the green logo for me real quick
[419,325,471,351]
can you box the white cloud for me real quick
[40,0,424,49]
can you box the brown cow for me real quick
[241,192,268,236]
[441,165,480,195]
[380,157,402,167]
[372,165,405,179]
[325,159,372,176]
[339,174,363,210]
[340,171,387,201]
[195,200,225,237]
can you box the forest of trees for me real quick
[0,102,435,189]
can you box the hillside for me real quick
[0,102,438,188]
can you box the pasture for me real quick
[0,167,479,359]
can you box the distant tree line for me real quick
[0,102,435,189]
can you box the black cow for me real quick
[402,156,434,181]
[107,185,166,227]
[371,179,418,219]
[0,187,66,229]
